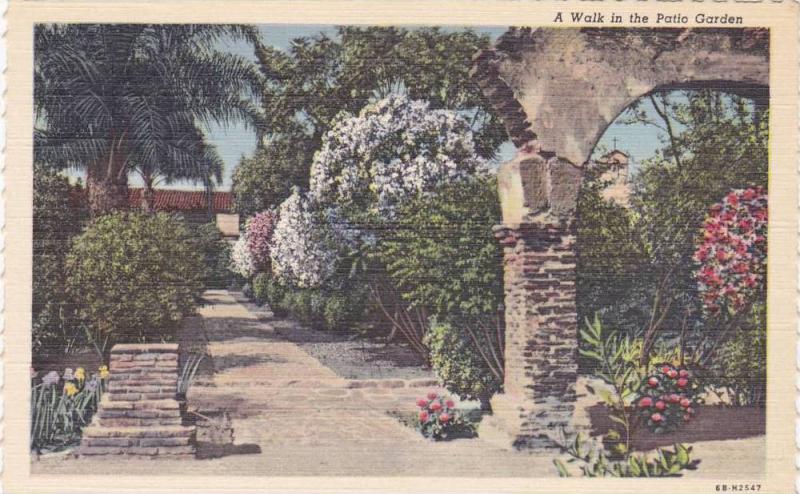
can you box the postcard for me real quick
[4,1,797,492]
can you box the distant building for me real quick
[127,188,240,240]
[595,150,631,207]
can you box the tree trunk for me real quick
[86,134,131,216]
[141,173,155,214]
[87,169,129,216]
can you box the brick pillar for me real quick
[479,153,582,450]
[79,344,196,458]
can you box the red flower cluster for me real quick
[415,391,460,440]
[694,187,767,315]
[635,364,698,434]
[245,209,279,270]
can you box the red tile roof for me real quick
[128,188,234,213]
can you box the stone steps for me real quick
[78,344,196,458]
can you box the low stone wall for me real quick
[78,343,196,458]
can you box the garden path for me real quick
[31,290,765,479]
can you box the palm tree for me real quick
[34,24,262,215]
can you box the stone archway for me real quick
[471,27,769,449]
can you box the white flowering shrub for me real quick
[230,235,256,279]
[270,188,353,288]
[309,94,487,217]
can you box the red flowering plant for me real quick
[415,391,474,440]
[244,209,279,272]
[694,187,767,316]
[634,363,700,433]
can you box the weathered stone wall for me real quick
[79,344,195,457]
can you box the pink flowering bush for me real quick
[245,210,278,271]
[634,363,700,434]
[694,187,767,315]
[415,391,474,440]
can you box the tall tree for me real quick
[240,26,507,213]
[34,24,262,215]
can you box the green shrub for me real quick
[231,139,310,219]
[252,272,271,306]
[711,325,766,406]
[33,166,88,354]
[424,320,501,410]
[66,212,203,347]
[377,176,503,318]
[321,289,369,331]
[187,222,233,289]
[322,294,349,331]
[554,433,698,477]
[265,278,289,317]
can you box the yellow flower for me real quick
[98,365,110,380]
[64,382,78,397]
[75,367,86,382]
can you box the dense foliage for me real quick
[230,235,257,280]
[231,138,310,218]
[245,210,279,271]
[66,213,204,347]
[377,177,502,318]
[377,177,505,402]
[187,222,233,289]
[694,188,767,315]
[424,321,501,409]
[578,91,768,374]
[34,24,261,214]
[33,167,88,354]
[256,26,506,160]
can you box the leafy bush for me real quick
[230,235,257,280]
[252,272,271,306]
[375,177,505,371]
[634,363,700,433]
[378,177,503,318]
[66,212,204,347]
[31,365,107,451]
[270,188,354,288]
[33,167,89,354]
[554,433,698,477]
[264,277,289,317]
[711,318,766,406]
[579,315,643,454]
[425,320,501,410]
[415,391,474,440]
[188,222,233,289]
[244,210,278,271]
[231,138,310,219]
[694,187,767,315]
[309,94,487,218]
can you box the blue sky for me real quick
[137,25,668,191]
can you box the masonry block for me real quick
[78,343,195,458]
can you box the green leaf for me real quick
[553,459,570,477]
[628,457,642,476]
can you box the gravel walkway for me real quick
[234,293,434,380]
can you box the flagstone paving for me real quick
[31,290,766,478]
